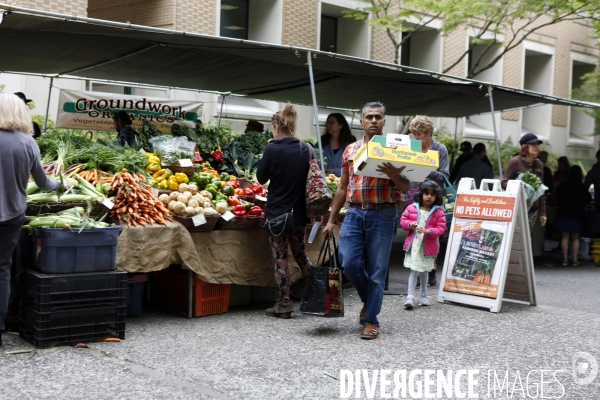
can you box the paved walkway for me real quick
[1,245,599,399]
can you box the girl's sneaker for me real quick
[562,260,568,266]
[419,296,430,306]
[572,260,581,267]
[404,295,415,310]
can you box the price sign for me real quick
[178,159,193,167]
[255,195,267,202]
[101,198,115,209]
[221,211,235,221]
[192,214,207,226]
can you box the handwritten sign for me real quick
[454,195,515,222]
[192,214,206,226]
[221,211,235,221]
[101,198,115,209]
[178,159,193,167]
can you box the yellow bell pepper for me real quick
[174,172,189,183]
[146,162,161,173]
[157,180,168,189]
[153,169,170,182]
[168,176,179,191]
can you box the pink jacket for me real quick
[401,204,447,256]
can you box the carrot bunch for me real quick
[109,169,172,227]
[473,270,492,285]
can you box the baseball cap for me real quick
[519,133,542,146]
[14,92,32,104]
[459,141,472,151]
[245,120,264,133]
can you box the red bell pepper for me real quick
[232,205,247,216]
[226,180,240,189]
[211,150,224,163]
[248,206,263,216]
[242,188,254,196]
[227,196,240,207]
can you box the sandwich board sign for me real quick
[437,178,537,313]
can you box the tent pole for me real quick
[216,94,226,133]
[306,51,326,174]
[487,86,502,176]
[450,118,458,170]
[43,77,54,133]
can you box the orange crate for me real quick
[150,266,230,317]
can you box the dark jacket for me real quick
[117,127,136,147]
[555,181,591,219]
[257,138,311,228]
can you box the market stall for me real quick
[115,223,341,287]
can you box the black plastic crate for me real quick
[22,270,127,311]
[19,323,125,349]
[33,227,121,273]
[20,304,126,332]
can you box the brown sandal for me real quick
[359,304,366,325]
[360,323,379,340]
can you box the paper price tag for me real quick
[255,195,267,202]
[178,159,193,167]
[192,214,207,226]
[221,211,235,221]
[101,198,115,209]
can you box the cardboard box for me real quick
[353,134,439,182]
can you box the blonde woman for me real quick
[0,94,66,346]
[257,104,314,319]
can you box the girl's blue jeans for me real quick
[338,206,398,327]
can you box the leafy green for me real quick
[221,141,260,180]
[172,122,237,156]
[37,131,93,163]
[520,171,541,191]
[78,142,148,174]
[232,130,273,155]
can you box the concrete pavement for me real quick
[1,244,599,399]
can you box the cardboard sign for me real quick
[352,134,439,182]
[437,178,536,313]
[192,214,206,226]
[454,195,516,221]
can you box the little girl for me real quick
[400,180,447,309]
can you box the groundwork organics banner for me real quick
[56,89,203,133]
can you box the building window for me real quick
[570,55,596,143]
[398,25,440,71]
[319,3,368,58]
[522,47,554,139]
[320,15,337,53]
[220,0,249,39]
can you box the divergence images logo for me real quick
[572,352,598,386]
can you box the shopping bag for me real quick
[442,175,457,225]
[306,159,333,218]
[300,236,344,317]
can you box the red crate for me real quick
[150,266,230,317]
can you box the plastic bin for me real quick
[19,304,126,348]
[127,274,147,317]
[21,269,127,313]
[229,284,251,307]
[251,286,279,303]
[33,227,121,274]
[150,266,230,317]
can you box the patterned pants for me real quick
[267,226,312,302]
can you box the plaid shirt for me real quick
[117,128,136,147]
[341,138,402,204]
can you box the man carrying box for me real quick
[324,101,410,340]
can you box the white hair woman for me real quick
[0,94,66,346]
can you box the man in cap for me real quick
[449,141,473,184]
[14,92,41,139]
[244,119,264,133]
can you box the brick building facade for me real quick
[3,0,598,159]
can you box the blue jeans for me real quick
[338,206,398,327]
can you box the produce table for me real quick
[116,222,340,286]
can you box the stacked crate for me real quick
[19,227,126,348]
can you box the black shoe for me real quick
[428,279,437,287]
